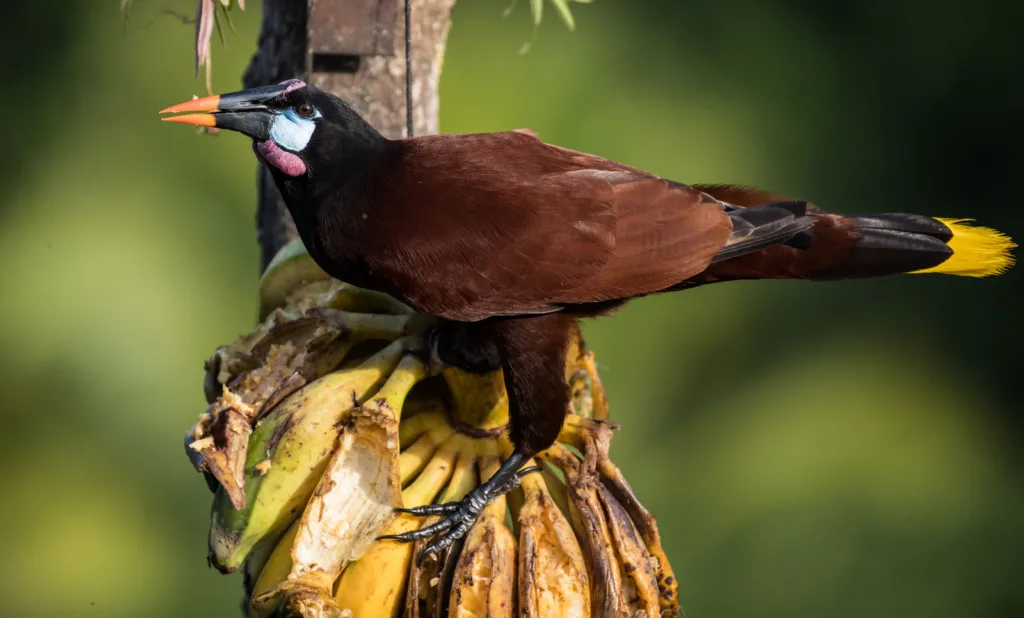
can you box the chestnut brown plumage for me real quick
[161,80,1014,560]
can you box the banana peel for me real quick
[505,446,590,618]
[208,339,407,573]
[289,355,427,585]
[192,309,416,505]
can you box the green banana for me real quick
[208,338,408,573]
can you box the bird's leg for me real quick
[381,314,576,565]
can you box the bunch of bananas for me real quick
[186,239,680,617]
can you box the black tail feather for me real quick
[713,201,813,263]
[809,224,953,279]
[849,213,953,242]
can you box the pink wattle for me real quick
[255,140,307,177]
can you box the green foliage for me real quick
[506,0,593,53]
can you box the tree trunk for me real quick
[244,0,457,271]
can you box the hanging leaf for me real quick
[195,0,215,78]
[530,0,544,25]
[192,0,247,94]
[513,0,592,52]
[214,6,226,48]
[550,0,575,30]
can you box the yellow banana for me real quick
[442,368,509,431]
[504,445,590,618]
[250,523,347,618]
[564,322,608,420]
[596,457,679,614]
[598,483,661,617]
[540,443,625,617]
[542,442,664,617]
[400,395,449,426]
[249,518,302,610]
[247,387,442,617]
[540,462,571,521]
[399,409,450,449]
[556,415,679,612]
[399,422,457,486]
[208,338,407,573]
[447,455,518,618]
[404,439,481,618]
[289,354,429,588]
[246,355,429,617]
[332,433,464,618]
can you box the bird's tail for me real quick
[689,184,1015,285]
[905,217,1015,277]
[795,213,1014,279]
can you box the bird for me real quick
[161,79,1015,561]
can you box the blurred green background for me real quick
[1,1,1021,616]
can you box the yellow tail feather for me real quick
[912,218,1016,277]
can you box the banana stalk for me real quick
[188,238,680,618]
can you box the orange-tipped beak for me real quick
[162,113,217,127]
[160,82,302,140]
[159,94,221,115]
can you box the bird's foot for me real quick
[379,453,539,565]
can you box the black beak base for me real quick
[212,111,274,141]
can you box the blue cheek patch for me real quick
[270,108,321,152]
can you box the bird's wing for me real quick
[370,132,734,321]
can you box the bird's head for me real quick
[160,80,385,179]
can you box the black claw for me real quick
[379,516,457,543]
[394,502,461,516]
[385,450,534,565]
[514,465,543,481]
[416,517,475,566]
[415,546,438,567]
[417,538,449,566]
[377,530,421,543]
[491,465,542,496]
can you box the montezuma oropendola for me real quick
[162,79,1014,561]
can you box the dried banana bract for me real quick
[186,239,680,618]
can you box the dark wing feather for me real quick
[714,201,812,262]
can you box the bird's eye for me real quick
[296,102,316,118]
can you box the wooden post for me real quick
[244,0,456,270]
